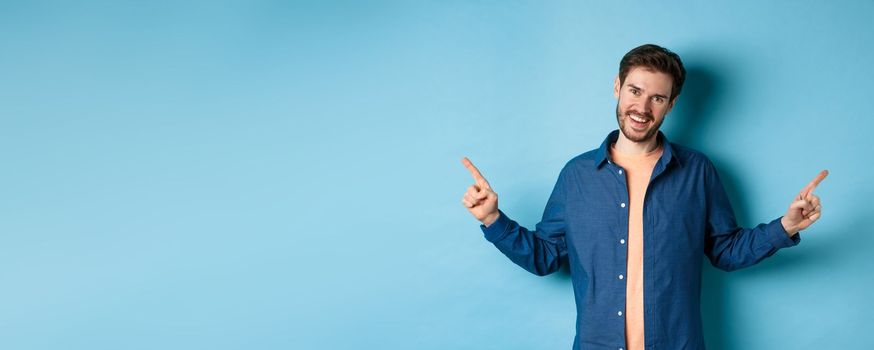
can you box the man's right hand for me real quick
[461,157,500,227]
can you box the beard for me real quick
[615,103,663,143]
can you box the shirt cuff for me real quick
[767,216,801,249]
[480,210,512,243]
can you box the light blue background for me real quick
[2,1,872,349]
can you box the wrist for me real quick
[482,211,500,227]
[781,216,799,237]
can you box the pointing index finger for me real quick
[800,169,829,198]
[461,157,491,188]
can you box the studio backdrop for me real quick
[2,1,872,349]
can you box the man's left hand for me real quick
[781,170,828,237]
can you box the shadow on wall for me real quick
[665,64,725,149]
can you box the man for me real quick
[460,44,827,350]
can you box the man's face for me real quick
[613,67,676,143]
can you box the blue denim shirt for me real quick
[481,130,800,350]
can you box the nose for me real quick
[641,98,652,114]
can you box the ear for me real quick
[613,76,620,99]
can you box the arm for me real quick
[703,161,801,271]
[461,158,567,276]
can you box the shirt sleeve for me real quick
[702,159,800,272]
[479,167,569,276]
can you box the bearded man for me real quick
[460,44,827,350]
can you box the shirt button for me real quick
[620,202,626,208]
[618,311,623,316]
[618,169,623,175]
[620,238,626,244]
[619,274,624,280]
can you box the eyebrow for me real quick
[628,84,669,100]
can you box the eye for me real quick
[652,96,665,104]
[629,88,640,96]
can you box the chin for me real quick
[620,122,659,143]
[622,130,651,143]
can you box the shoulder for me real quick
[668,142,724,186]
[669,142,716,169]
[561,148,602,174]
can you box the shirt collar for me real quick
[595,129,682,169]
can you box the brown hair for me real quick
[619,44,686,101]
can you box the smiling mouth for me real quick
[627,112,651,129]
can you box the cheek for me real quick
[654,103,671,115]
[617,103,631,115]
[617,96,633,109]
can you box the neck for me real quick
[614,131,661,155]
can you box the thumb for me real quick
[789,199,809,211]
[789,199,814,216]
[473,186,490,200]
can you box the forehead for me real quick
[623,66,673,95]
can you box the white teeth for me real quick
[630,114,647,123]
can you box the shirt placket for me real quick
[608,159,631,349]
[642,160,668,347]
